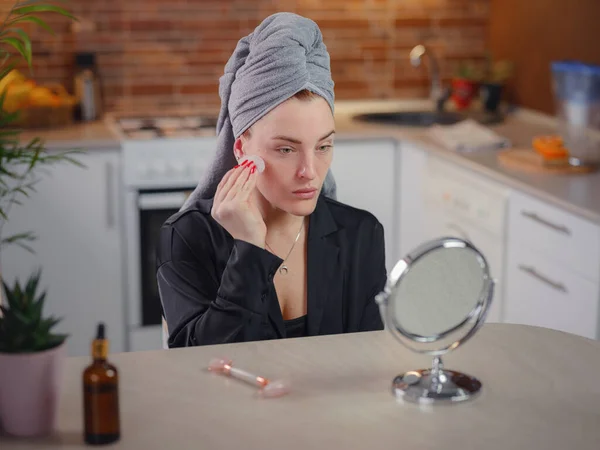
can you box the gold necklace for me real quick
[265,219,305,275]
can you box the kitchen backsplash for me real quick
[1,0,489,113]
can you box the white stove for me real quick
[115,115,218,140]
[108,113,218,189]
[107,113,218,352]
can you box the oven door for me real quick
[128,189,192,351]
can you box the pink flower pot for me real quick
[0,341,66,437]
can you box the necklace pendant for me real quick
[279,265,289,275]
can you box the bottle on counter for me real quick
[82,323,121,445]
[74,51,103,121]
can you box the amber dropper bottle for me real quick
[82,323,121,445]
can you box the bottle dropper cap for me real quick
[92,323,108,359]
[97,323,105,340]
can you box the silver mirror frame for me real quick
[375,237,495,404]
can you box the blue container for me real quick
[551,61,600,166]
[552,61,600,104]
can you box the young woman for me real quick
[157,13,386,347]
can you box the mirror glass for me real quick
[392,245,486,337]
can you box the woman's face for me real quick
[236,95,335,217]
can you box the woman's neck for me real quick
[254,192,305,237]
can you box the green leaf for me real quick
[39,316,61,334]
[24,268,41,299]
[12,5,77,22]
[0,109,20,126]
[0,36,30,67]
[60,154,85,168]
[0,231,36,245]
[10,307,32,326]
[6,15,54,35]
[2,279,18,310]
[12,239,36,253]
[13,29,32,67]
[0,86,7,108]
[42,334,67,350]
[25,137,42,150]
[0,128,20,138]
[0,63,16,83]
[0,270,61,352]
[0,164,20,179]
[26,144,41,168]
[12,186,30,197]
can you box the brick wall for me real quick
[1,0,489,113]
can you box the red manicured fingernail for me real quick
[241,160,250,167]
[250,166,256,174]
[234,164,240,168]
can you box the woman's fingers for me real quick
[238,163,258,199]
[214,169,235,204]
[223,162,254,203]
[216,161,250,204]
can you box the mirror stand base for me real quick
[392,368,482,404]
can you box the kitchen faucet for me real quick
[410,44,450,112]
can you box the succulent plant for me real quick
[0,269,68,353]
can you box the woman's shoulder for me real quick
[163,197,215,232]
[158,197,225,262]
[320,196,383,232]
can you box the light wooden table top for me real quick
[2,323,600,449]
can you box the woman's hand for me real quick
[211,160,266,249]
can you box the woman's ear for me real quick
[233,137,245,162]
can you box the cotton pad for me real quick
[242,155,265,173]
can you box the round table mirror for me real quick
[376,237,495,404]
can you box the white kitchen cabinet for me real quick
[423,209,506,323]
[508,190,600,283]
[416,154,510,323]
[504,190,600,339]
[1,149,126,357]
[330,138,397,271]
[397,142,428,258]
[504,243,599,340]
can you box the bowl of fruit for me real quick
[0,69,76,128]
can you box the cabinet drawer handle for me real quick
[521,210,571,236]
[518,264,568,293]
[106,161,115,228]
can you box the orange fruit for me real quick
[532,135,569,159]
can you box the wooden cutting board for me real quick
[497,148,598,174]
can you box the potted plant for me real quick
[0,1,80,438]
[0,1,80,263]
[0,270,68,436]
[451,60,483,110]
[480,53,514,113]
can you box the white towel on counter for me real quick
[429,119,511,152]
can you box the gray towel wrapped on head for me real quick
[181,12,337,210]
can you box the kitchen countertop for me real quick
[18,119,120,150]
[24,99,600,225]
[1,324,599,449]
[332,99,600,225]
